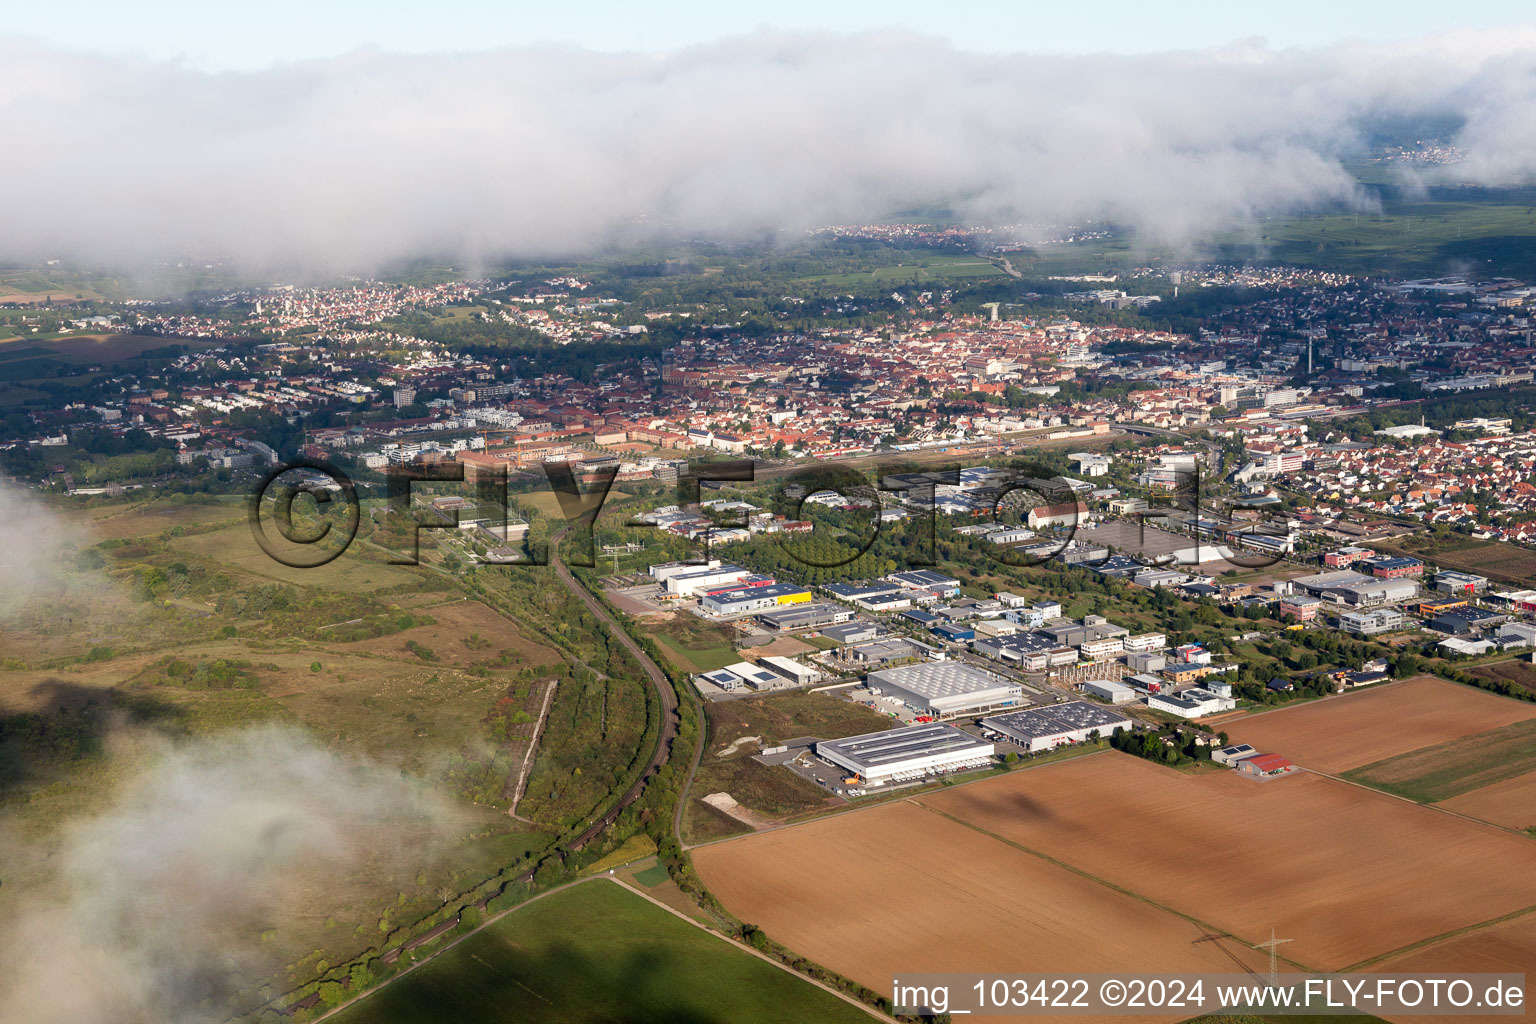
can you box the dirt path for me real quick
[508,677,559,820]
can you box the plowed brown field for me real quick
[696,750,1536,999]
[1228,676,1536,773]
[694,798,1269,993]
[923,754,1536,970]
[1440,771,1536,831]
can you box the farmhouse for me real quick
[866,662,1024,719]
[1027,501,1090,530]
[815,724,994,784]
[1239,752,1295,777]
[981,702,1132,752]
[1212,743,1257,766]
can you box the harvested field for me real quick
[1228,676,1536,773]
[694,798,1272,999]
[1377,910,1536,974]
[1439,771,1536,830]
[920,753,1536,971]
[1343,718,1536,803]
[1373,913,1536,1024]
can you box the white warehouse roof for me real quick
[816,723,994,782]
[867,661,1024,716]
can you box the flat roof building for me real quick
[700,582,812,617]
[866,661,1024,719]
[981,702,1132,753]
[815,723,994,784]
[760,655,821,686]
[1082,679,1136,704]
[756,602,854,632]
[721,661,782,690]
[819,621,880,645]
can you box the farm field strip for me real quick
[1439,771,1536,831]
[1343,718,1536,803]
[922,755,1536,971]
[694,797,1273,1004]
[1227,676,1536,773]
[699,750,1536,991]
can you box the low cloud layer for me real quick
[0,725,464,1024]
[2,27,1536,275]
[0,479,81,617]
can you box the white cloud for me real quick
[0,27,1533,274]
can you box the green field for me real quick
[329,878,876,1024]
[654,632,737,673]
[999,183,1536,281]
[795,255,1005,287]
[1343,718,1536,803]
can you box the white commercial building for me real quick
[1079,636,1126,661]
[866,662,1025,719]
[1082,679,1136,704]
[1147,687,1236,719]
[815,724,994,784]
[981,702,1132,753]
[1122,633,1167,653]
[665,564,752,597]
[761,655,822,687]
[723,661,784,690]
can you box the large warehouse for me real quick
[980,701,1133,753]
[815,723,995,784]
[866,662,1025,719]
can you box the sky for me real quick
[10,0,1536,70]
[3,9,1536,276]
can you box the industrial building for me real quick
[972,630,1079,671]
[1278,594,1322,621]
[1147,687,1236,718]
[761,655,822,687]
[980,701,1132,752]
[866,662,1024,719]
[699,582,811,617]
[664,563,752,597]
[1122,632,1167,653]
[815,723,994,784]
[1340,608,1408,635]
[755,602,854,632]
[886,569,962,598]
[695,661,783,692]
[1081,679,1136,704]
[1362,555,1425,579]
[1434,570,1489,595]
[1293,570,1418,607]
[819,621,881,645]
